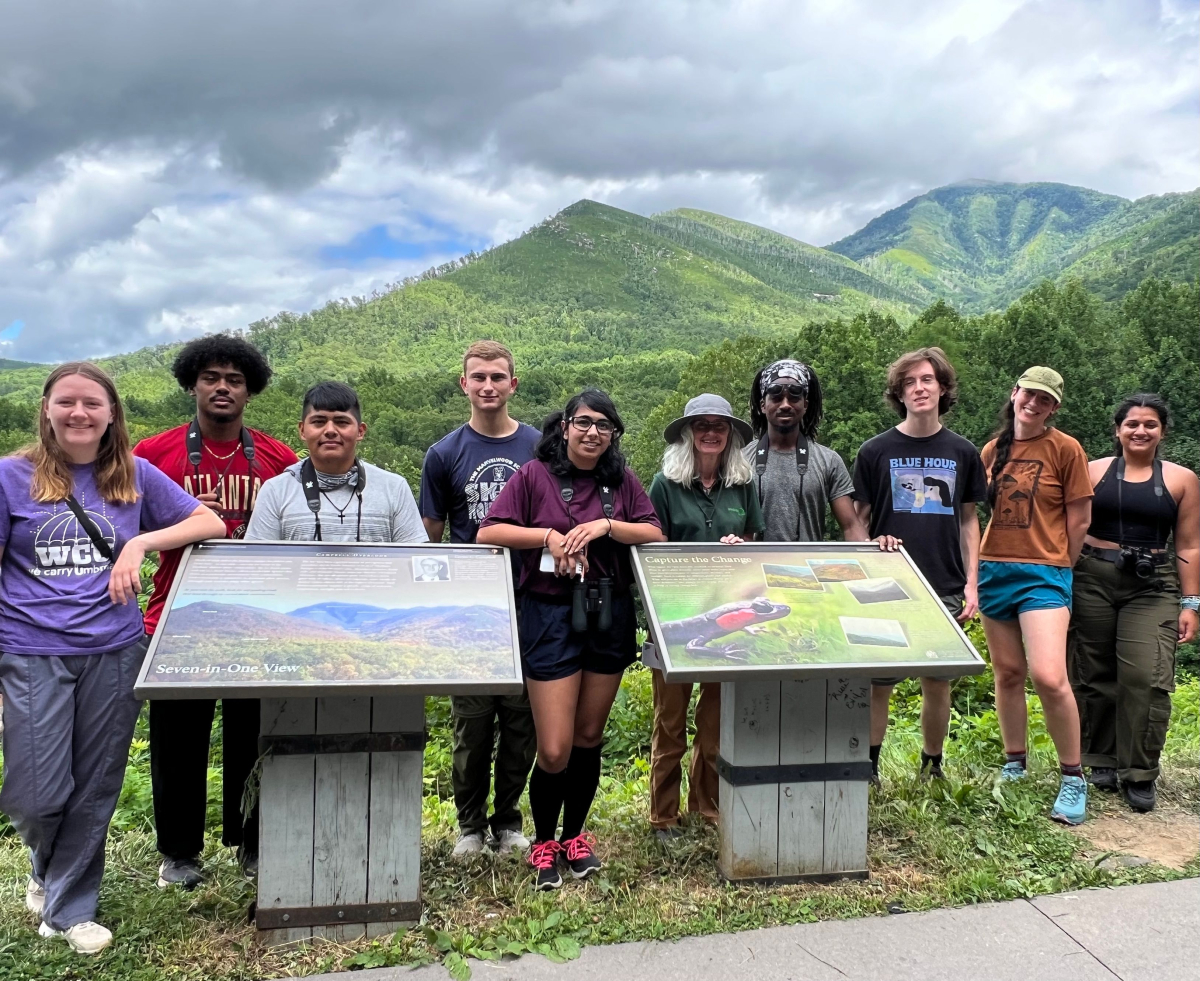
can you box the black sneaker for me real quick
[561,832,602,880]
[920,752,945,781]
[528,840,563,891]
[1123,779,1157,812]
[654,826,685,845]
[1088,767,1119,792]
[157,857,205,890]
[237,846,259,877]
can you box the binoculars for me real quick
[571,576,613,633]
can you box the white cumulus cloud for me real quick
[0,0,1195,361]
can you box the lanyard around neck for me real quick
[300,457,367,541]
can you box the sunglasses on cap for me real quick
[764,385,807,402]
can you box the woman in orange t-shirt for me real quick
[978,367,1093,826]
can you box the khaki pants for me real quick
[649,671,720,829]
[1069,554,1179,783]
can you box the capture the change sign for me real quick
[632,543,985,683]
[134,541,523,698]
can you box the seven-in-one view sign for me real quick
[134,541,523,698]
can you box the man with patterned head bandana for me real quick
[743,359,870,544]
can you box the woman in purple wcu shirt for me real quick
[0,362,224,956]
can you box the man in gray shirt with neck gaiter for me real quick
[246,381,426,544]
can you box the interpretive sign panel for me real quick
[633,542,984,683]
[135,541,522,698]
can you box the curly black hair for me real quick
[172,334,273,395]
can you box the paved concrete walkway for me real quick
[298,878,1197,981]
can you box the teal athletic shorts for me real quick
[978,560,1072,621]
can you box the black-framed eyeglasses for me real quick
[568,415,617,436]
[765,385,806,403]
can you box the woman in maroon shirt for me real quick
[479,389,663,890]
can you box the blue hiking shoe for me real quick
[999,761,1027,782]
[1051,775,1088,825]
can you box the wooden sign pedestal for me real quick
[256,695,425,943]
[718,677,871,883]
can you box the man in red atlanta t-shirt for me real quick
[134,335,297,890]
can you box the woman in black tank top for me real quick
[1069,394,1199,813]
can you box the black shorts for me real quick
[517,592,638,682]
[871,592,964,688]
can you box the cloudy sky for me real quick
[1,0,1196,362]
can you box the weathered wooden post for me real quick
[717,677,870,882]
[255,694,426,942]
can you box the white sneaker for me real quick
[451,831,489,859]
[38,920,113,955]
[493,828,530,856]
[25,878,45,915]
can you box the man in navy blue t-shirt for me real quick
[420,341,540,858]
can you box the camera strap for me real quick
[64,494,115,564]
[1115,456,1167,548]
[300,457,367,542]
[186,417,258,527]
[753,433,808,508]
[557,474,615,523]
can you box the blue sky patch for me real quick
[0,320,25,341]
[320,223,481,266]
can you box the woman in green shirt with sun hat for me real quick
[646,394,763,840]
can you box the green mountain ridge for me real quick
[0,180,1194,488]
[828,181,1199,311]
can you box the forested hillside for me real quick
[0,184,1195,491]
[829,181,1199,311]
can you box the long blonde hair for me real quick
[19,361,138,504]
[661,424,753,486]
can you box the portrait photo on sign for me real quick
[412,555,451,582]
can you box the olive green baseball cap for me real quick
[1016,366,1064,403]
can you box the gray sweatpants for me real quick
[0,637,146,929]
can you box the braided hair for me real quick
[749,364,824,440]
[986,401,1017,508]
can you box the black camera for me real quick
[1115,546,1156,580]
[571,577,613,633]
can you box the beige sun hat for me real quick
[663,393,754,444]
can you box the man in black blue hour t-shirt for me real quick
[420,341,540,858]
[852,348,986,783]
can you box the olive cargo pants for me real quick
[649,670,720,829]
[450,693,537,837]
[1068,554,1179,783]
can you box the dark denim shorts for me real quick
[517,592,638,682]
